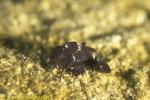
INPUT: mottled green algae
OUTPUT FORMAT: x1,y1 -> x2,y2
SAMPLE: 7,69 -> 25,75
0,0 -> 150,100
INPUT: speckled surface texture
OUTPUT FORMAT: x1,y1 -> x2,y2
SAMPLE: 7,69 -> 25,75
0,0 -> 150,100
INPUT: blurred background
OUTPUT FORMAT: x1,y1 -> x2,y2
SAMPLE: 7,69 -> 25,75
0,0 -> 150,46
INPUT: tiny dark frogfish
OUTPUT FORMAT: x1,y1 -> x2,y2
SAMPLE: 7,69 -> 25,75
49,41 -> 111,75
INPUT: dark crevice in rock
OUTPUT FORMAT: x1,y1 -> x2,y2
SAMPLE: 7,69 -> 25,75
0,35 -> 52,70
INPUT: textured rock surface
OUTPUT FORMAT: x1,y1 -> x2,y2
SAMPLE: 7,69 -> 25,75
0,0 -> 150,99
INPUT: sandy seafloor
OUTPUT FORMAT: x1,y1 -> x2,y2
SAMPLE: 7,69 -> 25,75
0,0 -> 150,100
